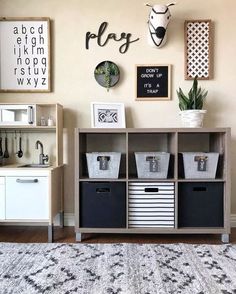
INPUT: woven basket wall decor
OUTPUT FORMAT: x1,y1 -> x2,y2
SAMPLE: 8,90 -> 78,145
184,20 -> 213,80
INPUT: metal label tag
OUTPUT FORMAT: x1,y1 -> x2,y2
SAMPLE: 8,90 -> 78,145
97,156 -> 110,170
194,156 -> 208,172
146,156 -> 159,172
150,159 -> 159,172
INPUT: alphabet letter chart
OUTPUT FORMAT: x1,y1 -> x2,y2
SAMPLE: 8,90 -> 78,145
0,18 -> 51,92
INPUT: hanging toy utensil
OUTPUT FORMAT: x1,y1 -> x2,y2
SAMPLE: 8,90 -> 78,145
0,135 -> 3,157
4,134 -> 9,158
17,132 -> 23,158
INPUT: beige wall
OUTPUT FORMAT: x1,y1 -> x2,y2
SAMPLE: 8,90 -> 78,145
0,0 -> 236,214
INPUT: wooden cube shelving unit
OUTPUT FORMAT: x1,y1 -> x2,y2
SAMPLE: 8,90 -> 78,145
74,128 -> 231,243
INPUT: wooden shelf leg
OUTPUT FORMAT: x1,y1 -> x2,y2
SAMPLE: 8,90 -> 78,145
76,233 -> 85,242
221,234 -> 229,243
48,224 -> 54,243
59,211 -> 64,228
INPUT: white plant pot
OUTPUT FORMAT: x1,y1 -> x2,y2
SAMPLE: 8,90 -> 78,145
179,110 -> 207,128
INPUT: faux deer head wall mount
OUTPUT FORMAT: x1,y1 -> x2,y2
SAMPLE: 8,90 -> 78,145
145,2 -> 176,48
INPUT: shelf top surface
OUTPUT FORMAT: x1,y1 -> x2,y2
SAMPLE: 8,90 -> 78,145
77,127 -> 230,133
0,125 -> 56,128
0,126 -> 56,131
0,102 -> 62,107
78,177 -> 225,182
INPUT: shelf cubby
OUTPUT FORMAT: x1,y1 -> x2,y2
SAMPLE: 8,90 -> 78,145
178,131 -> 226,180
78,131 -> 126,179
0,103 -> 63,166
128,132 -> 176,179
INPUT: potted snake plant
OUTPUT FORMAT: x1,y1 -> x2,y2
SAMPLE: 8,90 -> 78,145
177,76 -> 208,127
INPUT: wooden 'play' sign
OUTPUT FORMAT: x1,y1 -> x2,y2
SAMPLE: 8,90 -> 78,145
136,64 -> 171,100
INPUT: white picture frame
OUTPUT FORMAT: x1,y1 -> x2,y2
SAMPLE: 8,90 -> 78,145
91,102 -> 126,128
0,17 -> 51,92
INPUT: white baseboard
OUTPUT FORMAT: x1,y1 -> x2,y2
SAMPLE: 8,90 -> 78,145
62,214 -> 236,228
0,213 -> 74,227
1,213 -> 236,228
51,212 -> 74,226
63,213 -> 75,226
231,214 -> 236,228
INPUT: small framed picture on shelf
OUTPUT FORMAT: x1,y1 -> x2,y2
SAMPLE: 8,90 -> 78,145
91,102 -> 126,128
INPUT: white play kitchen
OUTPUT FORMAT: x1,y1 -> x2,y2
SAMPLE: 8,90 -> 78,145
0,103 -> 63,242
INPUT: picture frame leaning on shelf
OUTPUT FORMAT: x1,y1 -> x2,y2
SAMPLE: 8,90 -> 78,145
91,102 -> 126,128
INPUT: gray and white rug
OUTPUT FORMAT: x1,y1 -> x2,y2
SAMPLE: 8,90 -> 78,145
0,243 -> 236,294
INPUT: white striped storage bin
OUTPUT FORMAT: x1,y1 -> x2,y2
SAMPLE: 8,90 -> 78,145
128,182 -> 175,228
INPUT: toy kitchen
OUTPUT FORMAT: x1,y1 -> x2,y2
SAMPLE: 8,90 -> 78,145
0,103 -> 64,242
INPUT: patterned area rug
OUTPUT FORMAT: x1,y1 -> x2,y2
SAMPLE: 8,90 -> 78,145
0,243 -> 236,294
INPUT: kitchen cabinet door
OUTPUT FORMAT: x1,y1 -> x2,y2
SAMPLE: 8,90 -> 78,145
0,177 -> 5,220
5,176 -> 49,220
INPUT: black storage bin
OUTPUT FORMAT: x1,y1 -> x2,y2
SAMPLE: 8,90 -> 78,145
178,182 -> 224,227
80,182 -> 126,228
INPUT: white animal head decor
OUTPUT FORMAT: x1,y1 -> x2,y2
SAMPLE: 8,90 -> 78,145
145,2 -> 176,48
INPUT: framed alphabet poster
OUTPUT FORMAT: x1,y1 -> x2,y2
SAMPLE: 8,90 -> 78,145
136,64 -> 171,100
0,17 -> 51,92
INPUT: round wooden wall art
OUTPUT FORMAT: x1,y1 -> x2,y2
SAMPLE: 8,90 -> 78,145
94,61 -> 120,91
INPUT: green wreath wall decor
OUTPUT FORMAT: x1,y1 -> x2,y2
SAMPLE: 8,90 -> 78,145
94,61 -> 120,91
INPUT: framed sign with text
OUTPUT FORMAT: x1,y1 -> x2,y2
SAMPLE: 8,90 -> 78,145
0,17 -> 51,92
136,64 -> 171,100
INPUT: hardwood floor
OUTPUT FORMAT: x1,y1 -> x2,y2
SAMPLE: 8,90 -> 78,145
0,226 -> 236,244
